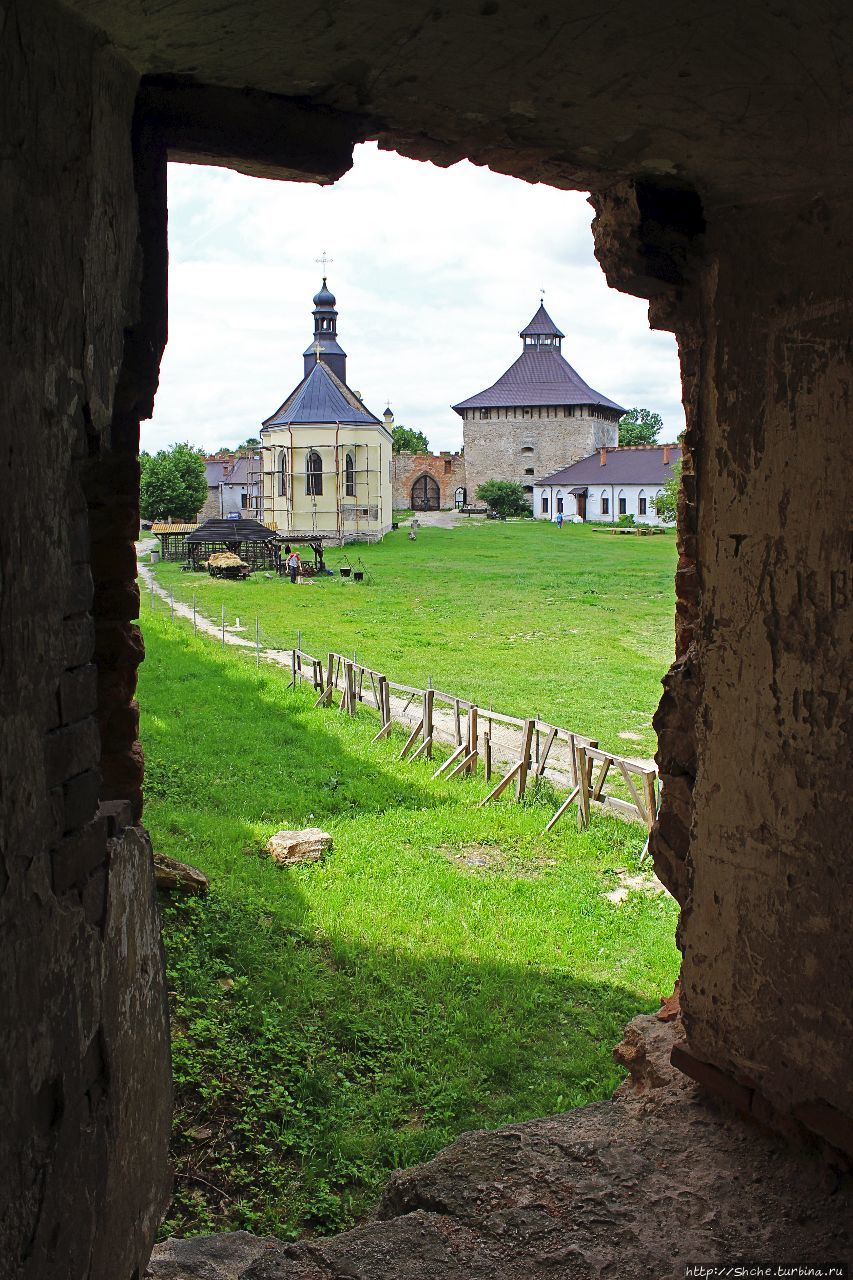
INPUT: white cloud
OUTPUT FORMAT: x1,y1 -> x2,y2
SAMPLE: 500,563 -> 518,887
146,143 -> 685,454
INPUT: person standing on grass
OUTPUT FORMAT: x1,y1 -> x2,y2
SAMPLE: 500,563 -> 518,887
556,511 -> 564,530
286,549 -> 301,584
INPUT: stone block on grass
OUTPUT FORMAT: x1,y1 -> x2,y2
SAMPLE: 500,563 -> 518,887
265,828 -> 332,866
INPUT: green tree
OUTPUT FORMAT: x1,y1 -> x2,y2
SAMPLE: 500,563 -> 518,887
240,437 -> 260,449
476,480 -> 529,518
391,425 -> 430,454
653,459 -> 681,524
140,443 -> 209,522
618,407 -> 663,447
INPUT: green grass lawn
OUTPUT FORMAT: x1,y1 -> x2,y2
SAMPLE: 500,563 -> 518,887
140,608 -> 679,1241
148,520 -> 676,758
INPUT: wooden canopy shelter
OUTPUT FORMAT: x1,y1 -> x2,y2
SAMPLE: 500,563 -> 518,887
185,518 -> 283,570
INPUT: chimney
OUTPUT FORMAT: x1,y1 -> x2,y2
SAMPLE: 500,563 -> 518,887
663,445 -> 670,465
600,447 -> 607,466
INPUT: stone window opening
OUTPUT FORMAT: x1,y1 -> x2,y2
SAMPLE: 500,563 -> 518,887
444,458 -> 452,473
521,445 -> 534,454
541,494 -> 549,514
638,491 -> 647,516
307,450 -> 323,497
345,452 -> 355,497
524,467 -> 534,475
618,492 -> 627,515
601,491 -> 610,515
479,408 -> 491,419
279,449 -> 287,497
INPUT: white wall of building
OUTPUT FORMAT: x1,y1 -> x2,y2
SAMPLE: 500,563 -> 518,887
533,481 -> 671,526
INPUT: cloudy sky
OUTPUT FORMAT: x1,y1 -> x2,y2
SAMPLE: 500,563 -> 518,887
146,143 -> 685,455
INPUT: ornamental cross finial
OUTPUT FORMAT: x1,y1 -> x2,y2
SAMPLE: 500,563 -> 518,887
539,286 -> 546,301
316,250 -> 333,275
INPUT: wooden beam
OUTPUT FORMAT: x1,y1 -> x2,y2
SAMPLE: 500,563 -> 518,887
535,726 -> 557,777
399,717 -> 425,760
516,719 -> 534,799
447,749 -> 478,780
478,759 -> 523,807
432,743 -> 467,778
409,735 -> 433,763
544,784 -> 581,832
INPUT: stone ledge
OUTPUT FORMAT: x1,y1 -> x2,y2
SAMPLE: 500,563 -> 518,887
147,1015 -> 853,1279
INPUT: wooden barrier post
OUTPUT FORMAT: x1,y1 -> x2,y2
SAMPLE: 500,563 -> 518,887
516,719 -> 534,799
453,698 -> 462,745
370,675 -> 393,743
467,705 -> 478,775
483,732 -> 492,781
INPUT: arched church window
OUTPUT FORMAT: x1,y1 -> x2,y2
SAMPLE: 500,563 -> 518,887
638,490 -> 647,516
307,450 -> 323,497
556,490 -> 564,515
279,449 -> 287,497
345,452 -> 355,497
618,491 -> 627,515
479,409 -> 491,420
601,490 -> 610,515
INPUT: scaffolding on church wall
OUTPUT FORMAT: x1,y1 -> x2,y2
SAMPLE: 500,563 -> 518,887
259,433 -> 387,543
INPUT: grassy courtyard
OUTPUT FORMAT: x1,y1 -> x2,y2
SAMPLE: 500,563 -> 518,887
147,520 -> 677,758
140,521 -> 679,1240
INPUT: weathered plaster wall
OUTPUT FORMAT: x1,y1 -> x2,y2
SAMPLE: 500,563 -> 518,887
0,2 -> 171,1275
678,201 -> 853,1138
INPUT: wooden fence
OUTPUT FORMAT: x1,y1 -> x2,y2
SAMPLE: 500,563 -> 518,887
289,647 -> 659,843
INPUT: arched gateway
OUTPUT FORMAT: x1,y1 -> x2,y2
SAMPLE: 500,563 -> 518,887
411,474 -> 440,511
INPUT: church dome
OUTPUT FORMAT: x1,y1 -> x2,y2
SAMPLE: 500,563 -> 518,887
313,278 -> 336,308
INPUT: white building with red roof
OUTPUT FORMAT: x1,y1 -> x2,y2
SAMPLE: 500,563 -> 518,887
452,303 -> 625,505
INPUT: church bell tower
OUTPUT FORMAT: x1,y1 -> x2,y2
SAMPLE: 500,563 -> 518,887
303,278 -> 347,382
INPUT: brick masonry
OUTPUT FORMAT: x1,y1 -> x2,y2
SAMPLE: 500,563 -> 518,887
392,450 -> 466,509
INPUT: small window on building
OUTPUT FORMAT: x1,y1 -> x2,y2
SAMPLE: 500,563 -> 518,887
521,445 -> 534,454
524,467 -> 534,475
523,485 -> 533,495
522,407 -> 532,418
241,492 -> 249,509
279,450 -> 287,497
556,494 -> 564,514
618,496 -> 627,515
307,450 -> 323,497
541,495 -> 549,514
444,459 -> 452,473
480,409 -> 491,420
601,495 -> 610,515
345,452 -> 355,497
638,494 -> 647,515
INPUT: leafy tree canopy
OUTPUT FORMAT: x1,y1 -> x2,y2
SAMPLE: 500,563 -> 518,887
475,480 -> 529,518
241,437 -> 260,449
618,407 -> 663,447
140,443 -> 209,522
653,459 -> 681,524
392,425 -> 430,454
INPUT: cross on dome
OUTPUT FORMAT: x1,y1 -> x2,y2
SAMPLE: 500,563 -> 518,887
315,250 -> 334,274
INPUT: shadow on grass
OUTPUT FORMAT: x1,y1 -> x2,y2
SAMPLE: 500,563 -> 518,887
141,617 -> 447,830
161,868 -> 651,1242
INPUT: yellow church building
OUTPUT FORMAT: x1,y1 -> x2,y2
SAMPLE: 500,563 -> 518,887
259,278 -> 393,543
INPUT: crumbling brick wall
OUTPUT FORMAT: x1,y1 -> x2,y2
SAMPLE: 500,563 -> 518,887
0,4 -> 171,1276
392,451 -> 466,509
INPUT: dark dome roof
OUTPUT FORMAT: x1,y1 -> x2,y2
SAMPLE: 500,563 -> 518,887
313,278 -> 336,308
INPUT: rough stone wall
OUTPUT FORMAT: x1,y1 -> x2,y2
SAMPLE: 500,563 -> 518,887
593,179 -> 853,1148
0,2 -> 171,1275
462,409 -> 618,500
392,451 -> 465,509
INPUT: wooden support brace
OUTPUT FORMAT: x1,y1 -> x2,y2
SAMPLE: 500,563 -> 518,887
576,744 -> 591,828
535,726 -> 558,777
432,743 -> 467,778
423,688 -> 434,761
543,784 -> 582,832
483,733 -> 492,781
592,757 -> 611,801
409,735 -> 433,763
617,759 -> 648,824
399,717 -> 425,759
447,749 -> 478,780
478,759 -> 523,807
